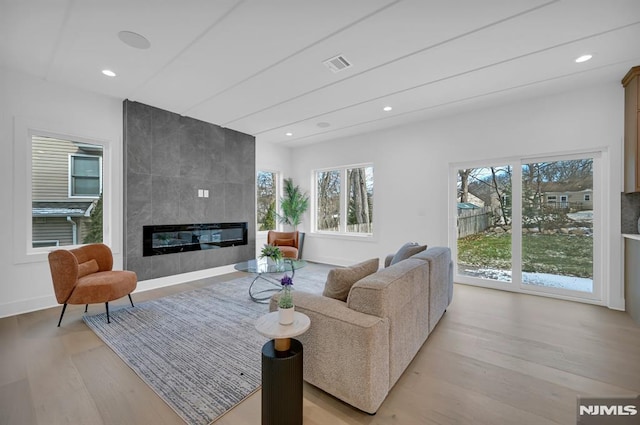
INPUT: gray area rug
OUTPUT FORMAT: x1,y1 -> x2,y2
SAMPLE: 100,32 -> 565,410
84,263 -> 329,425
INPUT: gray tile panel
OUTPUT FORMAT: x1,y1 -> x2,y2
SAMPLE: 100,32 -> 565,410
123,100 -> 255,280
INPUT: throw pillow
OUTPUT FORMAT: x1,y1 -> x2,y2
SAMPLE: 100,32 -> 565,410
390,242 -> 427,265
322,258 -> 379,302
274,238 -> 295,247
77,259 -> 100,278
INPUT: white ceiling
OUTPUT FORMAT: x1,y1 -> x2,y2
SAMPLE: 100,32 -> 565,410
2,0 -> 640,146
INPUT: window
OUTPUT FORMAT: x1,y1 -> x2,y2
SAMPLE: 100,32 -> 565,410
315,165 -> 373,235
316,170 -> 341,231
32,136 -> 103,248
257,171 -> 278,231
70,154 -> 101,197
453,153 -> 601,302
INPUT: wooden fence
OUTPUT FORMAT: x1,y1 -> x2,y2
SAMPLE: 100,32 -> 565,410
457,206 -> 493,238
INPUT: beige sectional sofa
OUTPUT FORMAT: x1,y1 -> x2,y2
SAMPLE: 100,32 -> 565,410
269,247 -> 453,414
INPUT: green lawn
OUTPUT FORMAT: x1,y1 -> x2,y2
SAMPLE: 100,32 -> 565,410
457,233 -> 593,278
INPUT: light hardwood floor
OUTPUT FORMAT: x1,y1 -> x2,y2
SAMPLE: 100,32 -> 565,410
1,272 -> 639,425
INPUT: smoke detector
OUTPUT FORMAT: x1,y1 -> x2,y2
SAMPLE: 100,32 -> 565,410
323,54 -> 352,73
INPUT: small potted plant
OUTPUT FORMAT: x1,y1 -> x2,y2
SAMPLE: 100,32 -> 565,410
260,244 -> 283,267
278,274 -> 294,325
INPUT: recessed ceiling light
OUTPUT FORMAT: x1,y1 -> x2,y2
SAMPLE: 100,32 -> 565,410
285,132 -> 293,136
575,54 -> 592,63
102,69 -> 116,77
383,106 -> 393,112
118,31 -> 151,49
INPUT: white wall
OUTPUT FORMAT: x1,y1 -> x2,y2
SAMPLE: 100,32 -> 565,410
290,82 -> 624,309
0,69 -> 123,317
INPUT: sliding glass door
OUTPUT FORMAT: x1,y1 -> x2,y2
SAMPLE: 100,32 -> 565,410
456,165 -> 513,282
453,153 -> 600,301
520,158 -> 594,294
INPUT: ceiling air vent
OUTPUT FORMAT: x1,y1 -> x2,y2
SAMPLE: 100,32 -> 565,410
323,54 -> 352,73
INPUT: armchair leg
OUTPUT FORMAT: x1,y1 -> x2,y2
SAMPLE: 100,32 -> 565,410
85,304 -> 88,313
128,294 -> 135,308
105,302 -> 110,324
57,303 -> 68,327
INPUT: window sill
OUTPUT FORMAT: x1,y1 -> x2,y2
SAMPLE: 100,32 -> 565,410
308,232 -> 377,243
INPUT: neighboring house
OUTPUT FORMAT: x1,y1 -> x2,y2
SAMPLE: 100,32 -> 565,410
535,181 -> 593,211
543,188 -> 593,210
475,182 -> 593,214
31,136 -> 102,247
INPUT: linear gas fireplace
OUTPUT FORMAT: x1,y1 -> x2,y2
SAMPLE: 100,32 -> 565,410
143,222 -> 248,257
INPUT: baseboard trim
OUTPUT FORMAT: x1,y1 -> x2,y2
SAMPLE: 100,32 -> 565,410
302,255 -> 353,267
0,264 -> 238,319
135,265 -> 237,293
0,295 -> 57,319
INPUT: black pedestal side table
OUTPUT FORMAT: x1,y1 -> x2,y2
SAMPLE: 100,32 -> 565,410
255,311 -> 311,425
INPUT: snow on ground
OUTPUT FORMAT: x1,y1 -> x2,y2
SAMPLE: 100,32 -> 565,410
567,210 -> 593,222
461,267 -> 593,293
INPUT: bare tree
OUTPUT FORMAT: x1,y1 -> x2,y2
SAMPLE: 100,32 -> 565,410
490,166 -> 512,226
348,168 -> 371,232
458,169 -> 471,202
317,170 -> 340,231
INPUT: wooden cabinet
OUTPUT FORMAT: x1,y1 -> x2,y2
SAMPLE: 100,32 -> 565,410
624,236 -> 640,324
623,66 -> 640,193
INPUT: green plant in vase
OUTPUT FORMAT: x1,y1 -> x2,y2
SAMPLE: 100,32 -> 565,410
260,244 -> 283,262
279,274 -> 294,309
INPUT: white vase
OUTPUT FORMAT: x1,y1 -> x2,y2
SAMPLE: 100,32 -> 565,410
267,257 -> 283,272
278,306 -> 295,325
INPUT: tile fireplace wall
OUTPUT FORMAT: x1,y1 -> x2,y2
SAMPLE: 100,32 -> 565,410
123,100 -> 255,280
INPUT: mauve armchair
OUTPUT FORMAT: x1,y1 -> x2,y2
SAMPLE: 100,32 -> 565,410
48,243 -> 137,326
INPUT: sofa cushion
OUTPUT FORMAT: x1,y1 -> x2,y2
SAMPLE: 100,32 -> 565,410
323,258 -> 379,302
274,238 -> 295,247
390,242 -> 427,265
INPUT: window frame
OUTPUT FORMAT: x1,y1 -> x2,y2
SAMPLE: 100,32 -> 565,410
312,163 -> 374,238
13,118 -> 115,264
449,149 -> 606,305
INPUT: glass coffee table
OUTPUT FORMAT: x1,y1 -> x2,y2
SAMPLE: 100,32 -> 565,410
234,258 -> 306,303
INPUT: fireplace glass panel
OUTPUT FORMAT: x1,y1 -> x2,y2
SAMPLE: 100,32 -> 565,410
143,222 -> 248,256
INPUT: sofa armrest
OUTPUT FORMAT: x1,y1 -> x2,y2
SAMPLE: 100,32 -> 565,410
270,291 -> 390,414
411,247 -> 453,332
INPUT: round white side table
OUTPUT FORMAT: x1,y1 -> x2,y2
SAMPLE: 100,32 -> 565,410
255,310 -> 310,351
